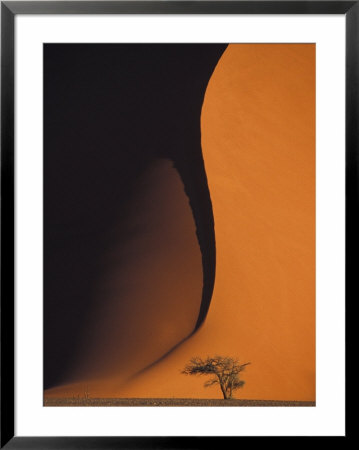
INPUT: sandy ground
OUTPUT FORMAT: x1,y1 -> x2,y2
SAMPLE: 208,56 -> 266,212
44,398 -> 315,407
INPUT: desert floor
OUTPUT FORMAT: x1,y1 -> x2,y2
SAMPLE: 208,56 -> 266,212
44,398 -> 315,407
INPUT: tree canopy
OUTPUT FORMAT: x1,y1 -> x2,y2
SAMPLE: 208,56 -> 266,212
182,355 -> 250,399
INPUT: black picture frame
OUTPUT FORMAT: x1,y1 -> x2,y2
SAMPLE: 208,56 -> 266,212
1,1 -> 353,446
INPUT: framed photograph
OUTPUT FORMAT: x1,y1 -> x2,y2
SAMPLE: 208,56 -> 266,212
1,0 -> 351,446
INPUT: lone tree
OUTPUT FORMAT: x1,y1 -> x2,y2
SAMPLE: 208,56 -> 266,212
182,356 -> 250,400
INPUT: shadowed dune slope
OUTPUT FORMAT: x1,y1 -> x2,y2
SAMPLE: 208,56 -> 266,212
45,158 -> 204,397
68,159 -> 203,384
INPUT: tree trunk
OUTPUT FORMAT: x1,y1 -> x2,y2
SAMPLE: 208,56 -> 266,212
218,379 -> 228,399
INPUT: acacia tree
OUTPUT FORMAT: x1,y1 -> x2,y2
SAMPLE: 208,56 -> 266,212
182,356 -> 250,399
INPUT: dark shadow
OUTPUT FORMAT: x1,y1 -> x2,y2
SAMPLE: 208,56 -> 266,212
44,44 -> 227,389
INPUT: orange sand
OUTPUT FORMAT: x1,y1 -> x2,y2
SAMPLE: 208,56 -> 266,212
45,44 -> 315,401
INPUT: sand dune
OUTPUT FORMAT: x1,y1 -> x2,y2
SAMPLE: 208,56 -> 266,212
45,44 -> 315,401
